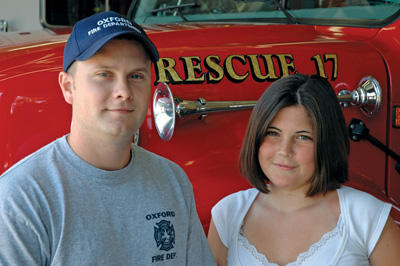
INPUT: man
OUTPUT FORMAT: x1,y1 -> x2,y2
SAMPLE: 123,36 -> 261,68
0,11 -> 216,265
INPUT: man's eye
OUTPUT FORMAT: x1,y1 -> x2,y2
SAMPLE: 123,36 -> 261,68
130,73 -> 142,79
97,72 -> 109,77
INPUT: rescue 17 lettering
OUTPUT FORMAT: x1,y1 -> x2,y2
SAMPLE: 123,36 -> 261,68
155,53 -> 338,84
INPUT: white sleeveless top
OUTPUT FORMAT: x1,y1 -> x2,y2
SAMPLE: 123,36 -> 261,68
211,186 -> 392,266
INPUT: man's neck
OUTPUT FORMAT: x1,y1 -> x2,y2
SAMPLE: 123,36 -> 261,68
67,132 -> 132,171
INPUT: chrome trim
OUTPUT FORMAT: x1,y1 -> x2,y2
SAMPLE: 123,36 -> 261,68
134,129 -> 139,145
39,0 -> 47,29
153,76 -> 383,141
153,83 -> 176,142
153,82 -> 256,141
337,76 -> 382,117
0,19 -> 8,32
174,97 -> 257,118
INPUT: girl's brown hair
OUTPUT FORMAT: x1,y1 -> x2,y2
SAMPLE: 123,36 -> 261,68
239,74 -> 349,196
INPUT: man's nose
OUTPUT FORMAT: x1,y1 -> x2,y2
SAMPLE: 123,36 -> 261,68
114,78 -> 133,100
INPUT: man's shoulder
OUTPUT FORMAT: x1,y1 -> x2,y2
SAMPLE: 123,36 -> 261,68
0,137 -> 63,183
131,145 -> 192,191
132,144 -> 183,171
0,137 -> 66,214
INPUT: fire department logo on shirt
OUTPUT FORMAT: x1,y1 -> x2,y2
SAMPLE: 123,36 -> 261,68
154,220 -> 175,251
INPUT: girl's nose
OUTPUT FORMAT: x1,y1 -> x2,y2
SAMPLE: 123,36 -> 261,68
277,138 -> 294,157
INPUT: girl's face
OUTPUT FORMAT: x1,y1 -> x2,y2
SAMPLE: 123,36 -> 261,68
258,105 -> 316,192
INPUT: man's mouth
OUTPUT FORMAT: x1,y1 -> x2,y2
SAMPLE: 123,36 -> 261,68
106,107 -> 135,113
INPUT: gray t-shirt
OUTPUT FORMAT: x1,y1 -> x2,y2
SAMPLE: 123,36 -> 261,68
0,135 -> 216,266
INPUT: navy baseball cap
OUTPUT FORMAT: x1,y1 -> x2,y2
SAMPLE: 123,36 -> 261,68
63,11 -> 159,71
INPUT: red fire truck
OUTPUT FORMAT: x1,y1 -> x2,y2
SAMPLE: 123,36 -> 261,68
0,0 -> 399,232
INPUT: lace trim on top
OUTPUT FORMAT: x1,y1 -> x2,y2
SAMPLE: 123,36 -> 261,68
238,215 -> 343,266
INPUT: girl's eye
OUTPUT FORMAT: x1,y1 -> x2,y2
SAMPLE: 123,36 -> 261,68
265,131 -> 279,137
297,135 -> 313,141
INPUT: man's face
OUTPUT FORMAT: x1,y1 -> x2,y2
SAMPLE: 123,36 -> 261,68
67,39 -> 152,140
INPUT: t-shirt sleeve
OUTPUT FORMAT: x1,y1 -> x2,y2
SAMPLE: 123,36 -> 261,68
0,180 -> 50,265
185,182 -> 217,266
343,187 -> 392,256
0,212 -> 44,265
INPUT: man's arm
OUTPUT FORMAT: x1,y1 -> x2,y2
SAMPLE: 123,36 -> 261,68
0,208 -> 48,265
185,192 -> 217,266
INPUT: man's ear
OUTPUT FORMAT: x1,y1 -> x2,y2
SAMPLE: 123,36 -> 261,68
59,71 -> 74,104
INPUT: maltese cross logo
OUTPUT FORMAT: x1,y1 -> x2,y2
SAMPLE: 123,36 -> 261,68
154,220 -> 175,251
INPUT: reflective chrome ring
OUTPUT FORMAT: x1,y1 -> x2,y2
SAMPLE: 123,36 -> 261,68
152,82 -> 176,142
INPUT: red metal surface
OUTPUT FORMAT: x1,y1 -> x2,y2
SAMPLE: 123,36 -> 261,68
0,21 -> 399,230
367,19 -> 400,223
